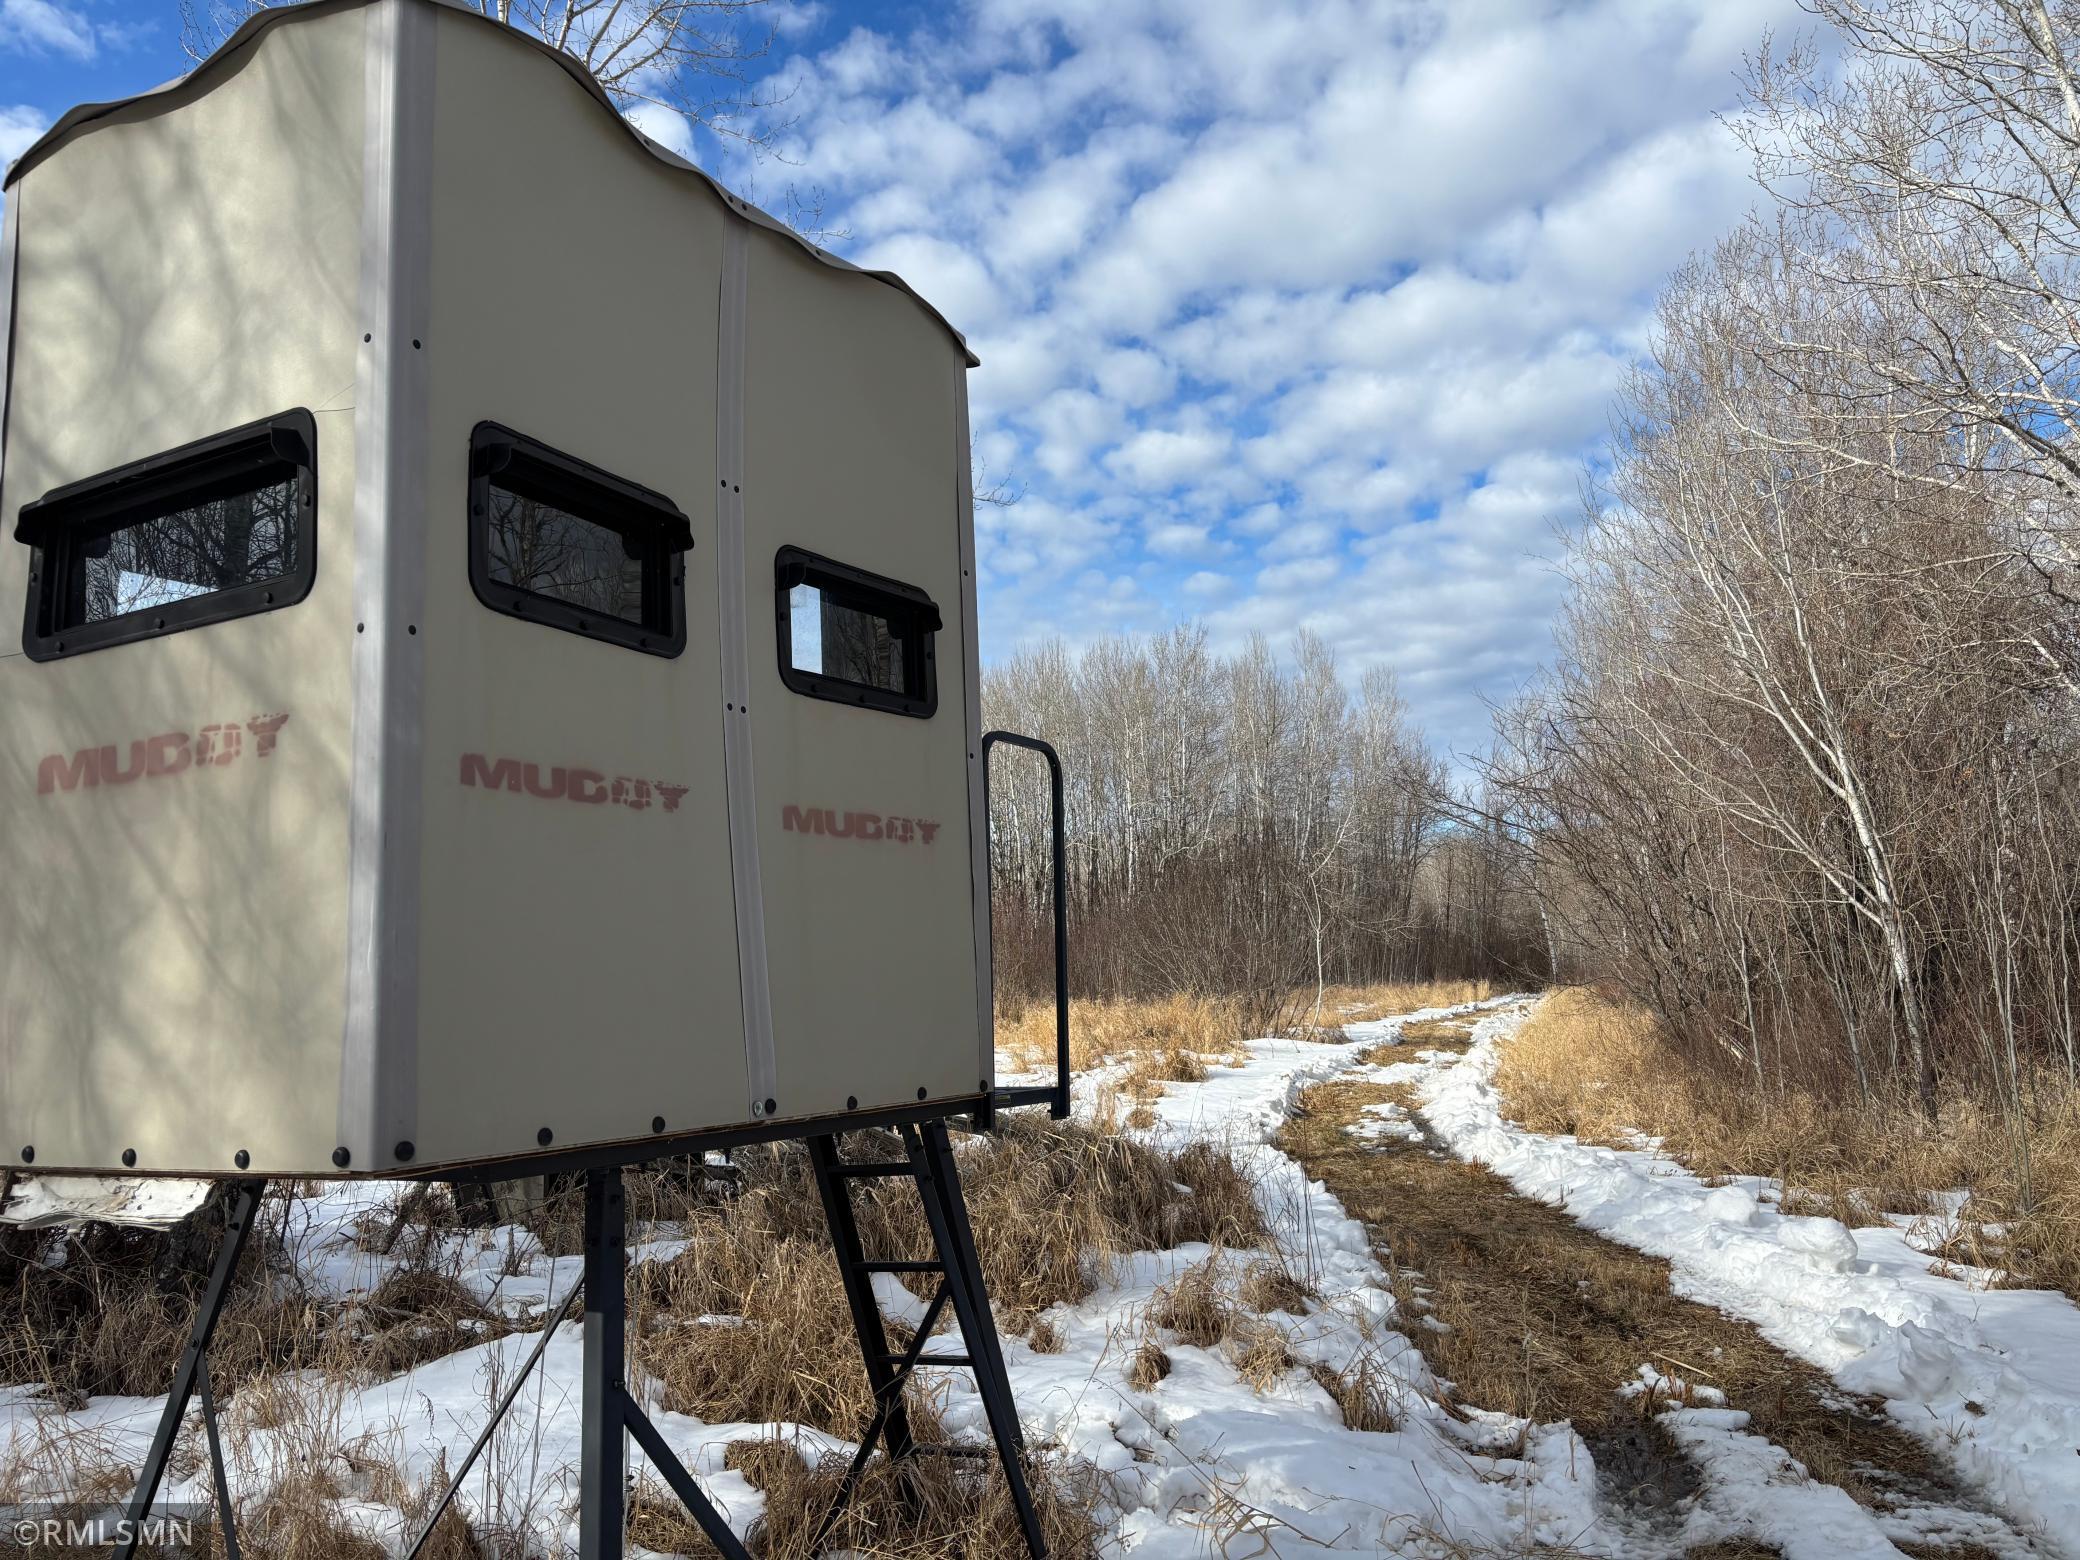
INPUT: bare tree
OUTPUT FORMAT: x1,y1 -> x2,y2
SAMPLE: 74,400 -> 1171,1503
182,0 -> 783,152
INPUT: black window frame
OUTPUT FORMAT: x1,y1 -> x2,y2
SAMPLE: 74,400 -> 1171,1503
468,421 -> 693,659
16,409 -> 319,663
775,545 -> 941,719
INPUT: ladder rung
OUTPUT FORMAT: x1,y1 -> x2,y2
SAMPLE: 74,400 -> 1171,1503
880,1352 -> 973,1368
910,1444 -> 990,1458
858,1260 -> 941,1274
828,1162 -> 915,1179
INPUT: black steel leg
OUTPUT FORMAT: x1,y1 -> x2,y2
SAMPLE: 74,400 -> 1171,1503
921,1123 -> 1024,1451
578,1165 -> 750,1560
909,1123 -> 1046,1557
579,1168 -> 627,1560
113,1180 -> 265,1560
808,1135 -> 918,1460
197,1360 -> 241,1560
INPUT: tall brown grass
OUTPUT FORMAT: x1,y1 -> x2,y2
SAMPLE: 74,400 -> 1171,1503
1499,989 -> 2080,1299
636,1118 -> 1266,1431
997,992 -> 1253,1074
998,984 -> 1500,1076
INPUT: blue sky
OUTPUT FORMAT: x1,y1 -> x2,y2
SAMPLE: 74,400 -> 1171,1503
1,0 -> 1801,759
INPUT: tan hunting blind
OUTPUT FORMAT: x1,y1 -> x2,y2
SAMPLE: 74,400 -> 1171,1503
0,4 -> 1072,1554
0,0 -> 1087,1183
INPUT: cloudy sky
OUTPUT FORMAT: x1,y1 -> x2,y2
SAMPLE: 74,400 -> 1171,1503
1,0 -> 1802,757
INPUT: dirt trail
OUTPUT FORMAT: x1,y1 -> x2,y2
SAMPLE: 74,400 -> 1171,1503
1278,1015 -> 2039,1560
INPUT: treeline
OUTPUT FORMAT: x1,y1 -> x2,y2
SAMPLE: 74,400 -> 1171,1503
982,627 -> 1543,1027
1489,0 -> 2080,1135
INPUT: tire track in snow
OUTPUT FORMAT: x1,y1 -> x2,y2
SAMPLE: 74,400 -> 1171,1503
1295,997 -> 2052,1560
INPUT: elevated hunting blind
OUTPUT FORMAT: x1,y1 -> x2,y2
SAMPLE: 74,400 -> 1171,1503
0,0 -> 1073,1182
0,4 -> 1072,1554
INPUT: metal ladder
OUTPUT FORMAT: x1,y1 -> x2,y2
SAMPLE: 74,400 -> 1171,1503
808,1119 -> 1047,1557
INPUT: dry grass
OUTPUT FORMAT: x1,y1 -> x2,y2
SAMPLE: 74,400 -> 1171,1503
1311,980 -> 1497,1027
636,1118 -> 1265,1434
998,992 -> 1253,1075
1498,989 -> 2080,1299
1126,1339 -> 1171,1390
1280,1076 -> 2019,1542
631,1429 -> 1104,1559
1308,1353 -> 1400,1434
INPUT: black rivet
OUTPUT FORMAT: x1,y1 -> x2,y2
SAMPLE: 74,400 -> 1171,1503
412,339 -> 422,349
651,1116 -> 666,1133
733,484 -> 740,493
917,1087 -> 928,1101
121,1148 -> 137,1168
154,618 -> 164,630
234,1149 -> 250,1169
980,1079 -> 990,1092
394,1140 -> 415,1162
537,1127 -> 553,1146
407,624 -> 417,635
363,332 -> 373,342
847,1096 -> 858,1111
763,1097 -> 777,1115
357,622 -> 365,632
264,592 -> 274,604
19,1146 -> 32,1163
332,1146 -> 351,1168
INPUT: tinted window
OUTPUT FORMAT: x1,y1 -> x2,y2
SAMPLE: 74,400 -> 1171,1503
776,547 -> 940,718
78,478 -> 300,624
486,485 -> 649,627
467,423 -> 693,658
16,410 -> 318,662
788,582 -> 916,693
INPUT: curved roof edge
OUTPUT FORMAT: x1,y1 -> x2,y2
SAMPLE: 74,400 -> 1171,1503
2,0 -> 979,368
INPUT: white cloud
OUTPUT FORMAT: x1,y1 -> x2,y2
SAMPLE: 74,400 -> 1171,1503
0,0 -> 95,60
0,103 -> 47,166
625,103 -> 694,160
720,0 -> 1792,752
1145,521 -> 1217,559
1107,426 -> 1228,490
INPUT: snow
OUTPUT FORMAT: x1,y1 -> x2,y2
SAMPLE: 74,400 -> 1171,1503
1422,998 -> 2080,1557
5,989 -> 2071,1557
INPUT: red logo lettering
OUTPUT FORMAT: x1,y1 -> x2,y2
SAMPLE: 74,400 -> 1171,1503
246,713 -> 289,756
461,754 -> 523,791
781,804 -> 942,846
34,713 -> 293,800
458,750 -> 684,817
37,749 -> 97,795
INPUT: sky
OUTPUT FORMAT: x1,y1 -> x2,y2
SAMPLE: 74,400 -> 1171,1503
0,0 -> 1805,760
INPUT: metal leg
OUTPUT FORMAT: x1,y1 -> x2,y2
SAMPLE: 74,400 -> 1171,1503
579,1167 -> 627,1560
909,1123 -> 1046,1557
579,1165 -> 750,1560
114,1180 -> 265,1560
808,1135 -> 918,1460
198,1360 -> 241,1560
921,1122 -> 1023,1450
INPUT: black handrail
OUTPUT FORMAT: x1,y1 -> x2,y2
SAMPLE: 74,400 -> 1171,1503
981,730 -> 1070,1121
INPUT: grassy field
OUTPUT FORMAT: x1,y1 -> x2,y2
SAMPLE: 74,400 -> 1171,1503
1496,989 -> 2080,1303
